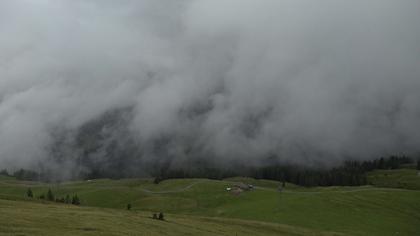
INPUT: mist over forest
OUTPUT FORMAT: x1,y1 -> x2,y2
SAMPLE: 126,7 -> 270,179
1,0 -> 420,180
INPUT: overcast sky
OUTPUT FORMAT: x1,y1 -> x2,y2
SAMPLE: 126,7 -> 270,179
1,0 -> 420,170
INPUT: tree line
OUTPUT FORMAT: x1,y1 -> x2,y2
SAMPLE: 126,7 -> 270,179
1,155 -> 418,187
26,188 -> 81,205
250,156 -> 414,187
154,156 -> 416,187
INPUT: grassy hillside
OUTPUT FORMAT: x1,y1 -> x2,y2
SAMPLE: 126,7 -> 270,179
0,199 -> 335,236
0,174 -> 419,235
367,168 -> 420,190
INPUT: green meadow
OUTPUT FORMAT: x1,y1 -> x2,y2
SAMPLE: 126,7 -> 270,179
0,169 -> 419,235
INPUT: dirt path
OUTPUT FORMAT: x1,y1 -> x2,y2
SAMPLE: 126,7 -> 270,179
140,181 -> 203,194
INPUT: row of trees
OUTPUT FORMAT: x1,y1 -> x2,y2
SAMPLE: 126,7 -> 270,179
152,212 -> 165,221
154,156 -> 417,187
2,155 -> 418,187
153,167 -> 238,184
252,163 -> 367,187
251,156 -> 414,187
26,188 -> 81,205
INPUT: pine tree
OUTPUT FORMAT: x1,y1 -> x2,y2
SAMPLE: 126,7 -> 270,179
26,188 -> 33,198
127,203 -> 131,210
154,177 -> 162,184
72,194 -> 80,205
47,189 -> 54,201
158,212 -> 164,220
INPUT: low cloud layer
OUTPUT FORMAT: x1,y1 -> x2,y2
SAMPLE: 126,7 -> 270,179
1,0 -> 420,173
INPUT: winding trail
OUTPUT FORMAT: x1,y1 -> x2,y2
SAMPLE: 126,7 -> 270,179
139,181 -> 203,194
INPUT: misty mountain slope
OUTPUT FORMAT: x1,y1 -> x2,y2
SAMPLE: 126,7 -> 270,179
1,1 -> 420,175
45,105 -> 236,179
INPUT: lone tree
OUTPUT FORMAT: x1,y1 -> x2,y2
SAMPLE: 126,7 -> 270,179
47,189 -> 54,201
153,177 -> 162,184
158,212 -> 164,221
26,188 -> 33,198
152,213 -> 158,219
127,203 -> 132,210
72,194 -> 81,205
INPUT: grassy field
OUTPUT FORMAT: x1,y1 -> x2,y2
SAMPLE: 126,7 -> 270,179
0,171 -> 419,236
367,168 -> 420,190
0,199 -> 336,236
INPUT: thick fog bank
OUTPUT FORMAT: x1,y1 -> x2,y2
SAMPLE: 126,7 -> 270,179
0,0 -> 420,177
